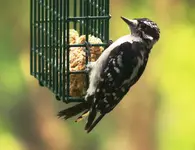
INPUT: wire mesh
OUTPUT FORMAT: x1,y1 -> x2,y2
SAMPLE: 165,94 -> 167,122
30,0 -> 110,103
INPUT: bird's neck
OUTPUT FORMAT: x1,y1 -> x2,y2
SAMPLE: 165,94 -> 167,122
130,34 -> 142,43
132,34 -> 154,50
144,39 -> 154,51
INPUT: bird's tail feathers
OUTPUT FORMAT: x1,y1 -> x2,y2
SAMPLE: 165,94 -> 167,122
84,105 -> 106,133
86,114 -> 105,133
85,107 -> 97,131
57,102 -> 89,120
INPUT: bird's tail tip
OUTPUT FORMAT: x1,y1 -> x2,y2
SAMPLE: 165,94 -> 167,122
57,102 -> 89,120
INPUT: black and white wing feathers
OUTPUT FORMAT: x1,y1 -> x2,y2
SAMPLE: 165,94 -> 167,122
85,41 -> 148,132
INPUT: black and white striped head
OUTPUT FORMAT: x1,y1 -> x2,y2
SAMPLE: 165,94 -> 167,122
121,16 -> 160,44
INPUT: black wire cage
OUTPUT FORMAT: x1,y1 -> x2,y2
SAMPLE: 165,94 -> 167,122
30,0 -> 111,103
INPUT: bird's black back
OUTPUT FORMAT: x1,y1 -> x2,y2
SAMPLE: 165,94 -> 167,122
91,41 -> 149,114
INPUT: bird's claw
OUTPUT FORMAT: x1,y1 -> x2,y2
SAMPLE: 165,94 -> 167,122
105,40 -> 113,49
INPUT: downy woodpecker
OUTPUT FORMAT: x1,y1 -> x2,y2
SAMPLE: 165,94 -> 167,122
58,16 -> 160,133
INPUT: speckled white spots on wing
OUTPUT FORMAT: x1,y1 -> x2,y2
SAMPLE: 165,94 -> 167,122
114,96 -> 118,100
106,104 -> 110,108
109,77 -> 113,81
114,67 -> 120,73
107,73 -> 112,78
117,55 -> 123,67
121,87 -> 126,92
106,93 -> 111,96
100,78 -> 104,81
112,93 -> 116,96
112,59 -> 116,66
103,98 -> 108,103
104,67 -> 109,73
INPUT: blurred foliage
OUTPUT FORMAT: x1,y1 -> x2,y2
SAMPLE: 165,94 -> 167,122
0,0 -> 195,150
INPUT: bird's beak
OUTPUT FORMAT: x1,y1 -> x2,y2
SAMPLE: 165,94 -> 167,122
121,16 -> 138,28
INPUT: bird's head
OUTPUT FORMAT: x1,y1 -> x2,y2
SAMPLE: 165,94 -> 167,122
121,16 -> 160,45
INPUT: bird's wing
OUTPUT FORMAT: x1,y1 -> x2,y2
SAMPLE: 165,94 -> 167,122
95,42 -> 141,110
85,42 -> 144,132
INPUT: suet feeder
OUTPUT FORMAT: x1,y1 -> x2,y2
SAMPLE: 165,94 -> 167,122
30,0 -> 111,103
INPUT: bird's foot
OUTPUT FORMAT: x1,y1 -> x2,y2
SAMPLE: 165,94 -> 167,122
105,40 -> 113,49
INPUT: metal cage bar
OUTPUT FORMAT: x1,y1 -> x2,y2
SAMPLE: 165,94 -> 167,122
30,0 -> 110,103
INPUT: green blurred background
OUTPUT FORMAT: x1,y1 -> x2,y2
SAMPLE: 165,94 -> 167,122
1,0 -> 195,150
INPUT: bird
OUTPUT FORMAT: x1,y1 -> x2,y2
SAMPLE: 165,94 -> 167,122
58,16 -> 160,133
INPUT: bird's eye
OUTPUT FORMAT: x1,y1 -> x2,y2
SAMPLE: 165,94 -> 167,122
141,23 -> 147,29
138,23 -> 147,30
